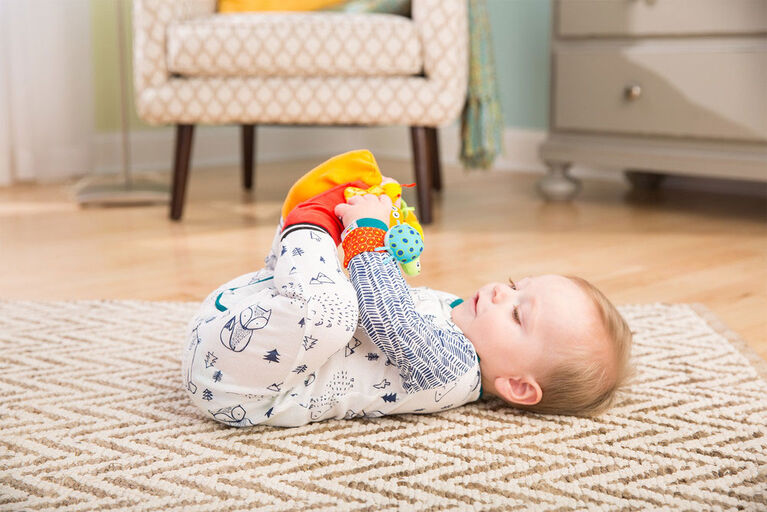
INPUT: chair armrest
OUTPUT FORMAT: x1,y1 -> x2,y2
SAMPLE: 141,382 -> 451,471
133,0 -> 215,92
412,0 -> 468,84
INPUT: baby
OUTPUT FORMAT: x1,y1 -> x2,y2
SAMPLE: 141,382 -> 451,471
182,160 -> 633,427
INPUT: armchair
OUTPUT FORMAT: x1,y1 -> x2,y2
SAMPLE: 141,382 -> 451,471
133,0 -> 469,222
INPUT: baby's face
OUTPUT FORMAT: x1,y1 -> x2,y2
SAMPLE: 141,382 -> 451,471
451,274 -> 605,400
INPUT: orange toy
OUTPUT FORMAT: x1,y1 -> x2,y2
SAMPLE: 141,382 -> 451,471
281,149 -> 382,221
282,149 -> 425,276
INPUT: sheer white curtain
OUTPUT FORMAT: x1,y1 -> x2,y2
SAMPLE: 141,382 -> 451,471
0,0 -> 94,186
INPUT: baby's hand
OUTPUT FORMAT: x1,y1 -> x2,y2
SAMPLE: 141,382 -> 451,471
334,193 -> 392,228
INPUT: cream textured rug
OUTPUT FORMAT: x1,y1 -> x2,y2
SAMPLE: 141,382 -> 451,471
1,300 -> 765,511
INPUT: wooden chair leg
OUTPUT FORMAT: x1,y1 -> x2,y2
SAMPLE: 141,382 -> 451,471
242,124 -> 256,190
410,126 -> 433,225
426,127 -> 442,192
170,124 -> 195,221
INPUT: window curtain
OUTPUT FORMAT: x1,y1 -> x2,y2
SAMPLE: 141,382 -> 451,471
0,0 -> 94,186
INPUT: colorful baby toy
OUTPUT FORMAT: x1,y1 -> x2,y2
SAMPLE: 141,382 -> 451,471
280,149 -> 425,276
382,221 -> 424,276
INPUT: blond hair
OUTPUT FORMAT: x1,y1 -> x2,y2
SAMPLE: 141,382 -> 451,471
512,275 -> 635,417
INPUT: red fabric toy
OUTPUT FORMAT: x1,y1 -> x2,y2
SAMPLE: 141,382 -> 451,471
282,180 -> 367,245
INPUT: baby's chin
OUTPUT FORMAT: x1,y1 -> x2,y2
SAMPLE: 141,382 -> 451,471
449,301 -> 470,330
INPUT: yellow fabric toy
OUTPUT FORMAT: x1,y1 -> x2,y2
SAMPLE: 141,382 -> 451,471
282,149 -> 425,276
218,0 -> 345,13
281,149 -> 383,221
281,149 -> 422,239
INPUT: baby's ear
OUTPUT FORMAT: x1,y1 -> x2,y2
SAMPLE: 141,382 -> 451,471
494,376 -> 542,406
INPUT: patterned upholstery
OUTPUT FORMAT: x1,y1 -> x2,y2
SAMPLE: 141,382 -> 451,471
167,13 -> 422,78
133,0 -> 468,127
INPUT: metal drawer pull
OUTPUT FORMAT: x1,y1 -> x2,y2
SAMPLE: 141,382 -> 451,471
624,84 -> 642,100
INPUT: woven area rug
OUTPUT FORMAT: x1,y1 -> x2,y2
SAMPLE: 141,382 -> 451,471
1,300 -> 765,511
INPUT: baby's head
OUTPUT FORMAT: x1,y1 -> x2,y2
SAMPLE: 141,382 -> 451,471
451,274 -> 633,416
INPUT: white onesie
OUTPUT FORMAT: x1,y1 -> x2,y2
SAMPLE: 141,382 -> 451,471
182,224 -> 482,427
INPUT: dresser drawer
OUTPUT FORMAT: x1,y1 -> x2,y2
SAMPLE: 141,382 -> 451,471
553,42 -> 767,142
557,0 -> 767,38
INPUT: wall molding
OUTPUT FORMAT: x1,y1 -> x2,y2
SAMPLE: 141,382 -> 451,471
93,124 -> 554,175
93,126 -> 765,196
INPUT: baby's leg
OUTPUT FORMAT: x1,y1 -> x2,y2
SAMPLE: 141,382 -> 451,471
262,219 -> 284,272
268,228 -> 357,386
183,227 -> 357,425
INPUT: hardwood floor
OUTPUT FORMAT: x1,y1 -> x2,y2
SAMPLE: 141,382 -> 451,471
1,159 -> 765,360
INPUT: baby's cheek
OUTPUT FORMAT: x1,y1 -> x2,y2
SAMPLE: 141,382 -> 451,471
486,319 -> 516,353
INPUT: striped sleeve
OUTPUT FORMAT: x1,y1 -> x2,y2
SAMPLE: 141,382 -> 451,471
348,251 -> 477,393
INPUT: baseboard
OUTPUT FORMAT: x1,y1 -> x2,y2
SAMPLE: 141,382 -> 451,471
92,126 -> 766,197
92,124 -> 551,175
93,125 -> 371,174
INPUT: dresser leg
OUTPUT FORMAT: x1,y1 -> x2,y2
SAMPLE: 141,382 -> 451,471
537,162 -> 580,200
625,170 -> 666,190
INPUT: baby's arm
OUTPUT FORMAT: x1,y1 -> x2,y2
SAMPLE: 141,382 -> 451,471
336,195 -> 476,393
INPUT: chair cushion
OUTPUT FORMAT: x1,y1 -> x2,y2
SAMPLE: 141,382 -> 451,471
167,12 -> 423,78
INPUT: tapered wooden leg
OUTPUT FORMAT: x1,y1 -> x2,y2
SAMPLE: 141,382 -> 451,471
242,124 -> 256,190
426,127 -> 442,192
410,126 -> 433,224
170,124 -> 195,221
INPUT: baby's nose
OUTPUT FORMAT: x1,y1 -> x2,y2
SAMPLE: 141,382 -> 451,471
492,284 -> 508,303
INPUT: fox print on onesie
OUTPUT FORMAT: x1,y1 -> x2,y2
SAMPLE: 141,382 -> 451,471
183,224 -> 361,426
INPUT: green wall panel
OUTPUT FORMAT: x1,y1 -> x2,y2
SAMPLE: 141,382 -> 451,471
91,0 -> 153,132
487,0 -> 552,130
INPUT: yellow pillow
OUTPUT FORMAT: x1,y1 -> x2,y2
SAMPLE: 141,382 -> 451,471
218,0 -> 346,12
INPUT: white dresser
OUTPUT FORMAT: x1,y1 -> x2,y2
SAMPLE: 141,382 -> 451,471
538,0 -> 767,199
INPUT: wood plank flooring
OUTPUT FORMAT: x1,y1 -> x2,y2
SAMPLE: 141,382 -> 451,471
1,159 -> 765,360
